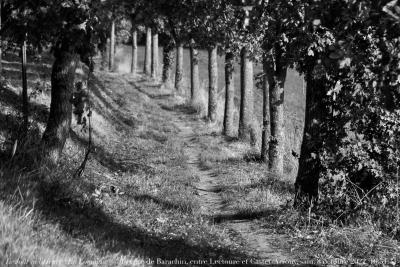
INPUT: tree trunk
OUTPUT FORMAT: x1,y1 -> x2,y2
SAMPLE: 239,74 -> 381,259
144,27 -> 152,75
190,44 -> 200,103
261,57 -> 270,162
295,71 -> 323,203
238,47 -> 255,142
268,53 -> 287,175
0,0 -> 2,75
42,50 -> 78,163
162,40 -> 174,86
224,52 -> 235,137
175,42 -> 184,94
21,38 -> 28,134
99,37 -> 108,71
131,28 -> 137,74
109,20 -> 115,72
151,32 -> 159,79
208,45 -> 218,122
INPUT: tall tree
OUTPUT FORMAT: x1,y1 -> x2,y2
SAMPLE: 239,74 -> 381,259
151,30 -> 159,79
43,47 -> 79,162
0,0 -> 2,75
295,1 -> 400,207
175,42 -> 184,94
144,27 -> 152,75
131,26 -> 137,74
21,34 -> 28,134
109,19 -> 115,71
7,1 -> 97,162
221,1 -> 260,139
21,35 -> 29,134
162,37 -> 174,86
238,46 -> 255,142
115,0 -> 143,75
208,45 -> 218,122
256,0 -> 307,174
265,47 -> 286,172
190,40 -> 200,104
261,56 -> 270,162
223,51 -> 236,137
191,0 -> 232,122
218,2 -> 242,138
160,0 -> 196,96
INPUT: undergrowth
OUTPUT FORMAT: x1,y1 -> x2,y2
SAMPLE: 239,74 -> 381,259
194,113 -> 400,263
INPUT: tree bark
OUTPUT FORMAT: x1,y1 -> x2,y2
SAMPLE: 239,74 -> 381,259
224,52 -> 235,137
175,42 -> 184,94
151,32 -> 159,79
208,45 -> 218,122
295,71 -> 323,202
42,49 -> 78,163
109,20 -> 115,72
261,56 -> 270,162
144,27 -> 152,75
162,40 -> 174,86
131,28 -> 137,74
238,47 -> 255,142
99,35 -> 108,70
0,0 -> 2,75
190,43 -> 200,103
21,38 -> 28,134
267,50 -> 287,175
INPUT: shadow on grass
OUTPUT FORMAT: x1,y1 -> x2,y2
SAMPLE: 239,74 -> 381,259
0,85 -> 49,124
220,175 -> 294,197
224,136 -> 240,143
35,176 -> 248,262
69,130 -> 153,174
130,193 -> 192,213
0,113 -> 22,162
128,80 -> 174,100
89,77 -> 139,129
160,103 -> 199,115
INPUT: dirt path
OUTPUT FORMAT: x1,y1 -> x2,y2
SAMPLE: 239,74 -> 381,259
169,113 -> 295,263
120,74 -> 303,264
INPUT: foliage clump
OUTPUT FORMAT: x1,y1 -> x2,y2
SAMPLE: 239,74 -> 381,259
299,1 -> 400,237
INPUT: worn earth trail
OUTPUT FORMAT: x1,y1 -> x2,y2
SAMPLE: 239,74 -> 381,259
167,109 -> 295,264
121,73 -> 308,265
